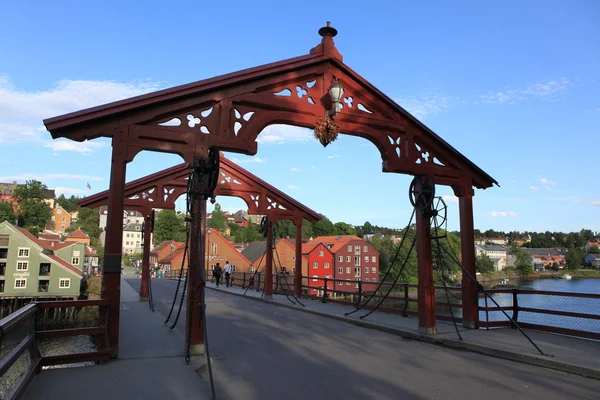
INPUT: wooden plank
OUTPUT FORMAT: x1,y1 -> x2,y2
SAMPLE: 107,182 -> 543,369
40,350 -> 112,367
36,327 -> 104,340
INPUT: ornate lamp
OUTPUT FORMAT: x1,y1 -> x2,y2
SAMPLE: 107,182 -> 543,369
328,80 -> 344,117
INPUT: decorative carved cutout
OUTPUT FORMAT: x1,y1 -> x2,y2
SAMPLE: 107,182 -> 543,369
250,194 -> 260,208
159,118 -> 181,126
128,187 -> 155,202
357,104 -> 373,114
219,171 -> 242,185
200,126 -> 211,134
414,143 -> 445,167
266,196 -> 288,211
201,107 -> 213,118
163,187 -> 175,201
187,114 -> 201,128
387,135 -> 401,158
343,96 -> 354,108
233,108 -> 254,136
272,80 -> 318,106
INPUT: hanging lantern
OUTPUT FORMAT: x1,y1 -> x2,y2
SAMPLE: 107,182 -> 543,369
329,80 -> 344,116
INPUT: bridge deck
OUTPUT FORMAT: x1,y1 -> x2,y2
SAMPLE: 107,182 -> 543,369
23,267 -> 600,400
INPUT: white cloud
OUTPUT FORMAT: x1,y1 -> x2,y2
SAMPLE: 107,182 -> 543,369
290,167 -> 302,172
485,211 -> 518,217
327,154 -> 340,159
54,187 -> 86,196
257,124 -> 313,144
311,165 -> 317,170
480,78 -> 570,104
442,194 -> 458,204
572,200 -> 581,204
511,180 -> 517,183
287,185 -> 302,190
540,177 -> 556,186
0,173 -> 103,183
591,201 -> 600,207
229,157 -> 265,165
529,186 -> 540,190
512,197 -> 521,201
0,76 -> 162,152
395,92 -> 457,121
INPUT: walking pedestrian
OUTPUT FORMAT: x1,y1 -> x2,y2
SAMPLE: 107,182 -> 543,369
213,263 -> 223,287
224,261 -> 232,287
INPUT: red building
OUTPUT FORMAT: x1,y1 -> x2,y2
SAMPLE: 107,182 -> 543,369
301,242 -> 334,296
312,235 -> 380,294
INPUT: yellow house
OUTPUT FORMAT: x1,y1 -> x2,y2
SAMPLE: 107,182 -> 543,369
47,205 -> 71,233
65,229 -> 91,246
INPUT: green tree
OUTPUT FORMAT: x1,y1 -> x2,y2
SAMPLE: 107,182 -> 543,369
56,194 -> 81,213
588,246 -> 600,254
154,210 -> 187,243
75,207 -> 102,238
363,221 -> 374,234
312,216 -> 336,237
14,180 -> 52,235
515,251 -> 533,276
274,219 -> 296,239
0,202 -> 16,224
334,222 -> 356,236
208,204 -> 228,231
476,253 -> 494,274
565,247 -> 584,271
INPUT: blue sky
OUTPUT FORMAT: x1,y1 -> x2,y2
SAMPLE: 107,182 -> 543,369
0,1 -> 599,233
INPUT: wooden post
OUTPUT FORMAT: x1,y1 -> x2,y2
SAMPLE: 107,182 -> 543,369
459,190 -> 478,329
264,219 -> 274,298
139,210 -> 151,301
187,168 -> 206,354
416,206 -> 437,335
294,219 -> 303,296
102,136 -> 128,358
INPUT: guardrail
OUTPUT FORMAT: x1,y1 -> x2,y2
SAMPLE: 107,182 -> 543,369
478,288 -> 600,340
0,299 -> 110,400
157,269 -> 600,341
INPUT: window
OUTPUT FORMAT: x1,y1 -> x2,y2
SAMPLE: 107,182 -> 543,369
338,281 -> 344,287
372,256 -> 376,262
364,267 -> 369,273
354,267 -> 361,277
126,241 -> 129,245
0,249 -> 7,259
61,224 -> 65,229
211,243 -> 217,254
346,256 -> 351,262
372,267 -> 376,273
38,280 -> 49,292
15,279 -> 26,289
347,245 -> 352,252
313,262 -> 318,269
0,280 -> 4,292
337,267 -> 343,274
127,233 -> 130,238
364,256 -> 369,262
0,262 -> 5,276
61,217 -> 66,222
17,261 -> 28,271
324,262 -> 330,269
354,256 -> 361,266
231,265 -> 236,272
59,278 -> 70,288
312,275 -> 318,282
250,267 -> 255,273
136,242 -> 140,247
57,209 -> 62,214
18,248 -> 30,257
73,250 -> 80,257
365,278 -> 369,282
345,267 -> 350,274
363,246 -> 368,252
39,263 -> 51,276
346,281 -> 350,286
318,250 -> 324,256
72,257 -> 80,265
354,245 -> 360,255
338,256 -> 342,262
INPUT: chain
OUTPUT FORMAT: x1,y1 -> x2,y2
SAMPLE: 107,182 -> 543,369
148,266 -> 155,312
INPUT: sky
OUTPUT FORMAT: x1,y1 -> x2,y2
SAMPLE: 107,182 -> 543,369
0,1 -> 599,233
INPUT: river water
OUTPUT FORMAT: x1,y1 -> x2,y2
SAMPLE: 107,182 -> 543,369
506,277 -> 600,294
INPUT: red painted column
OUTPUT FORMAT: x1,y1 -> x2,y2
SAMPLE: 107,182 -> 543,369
187,182 -> 206,354
459,190 -> 479,329
139,210 -> 151,301
264,219 -> 274,298
294,219 -> 302,296
416,207 -> 437,334
103,137 -> 128,358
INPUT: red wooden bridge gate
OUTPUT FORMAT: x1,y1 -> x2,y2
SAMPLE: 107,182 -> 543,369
43,23 -> 497,357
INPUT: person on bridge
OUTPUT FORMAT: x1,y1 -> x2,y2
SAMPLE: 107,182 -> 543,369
213,263 -> 223,287
224,261 -> 232,287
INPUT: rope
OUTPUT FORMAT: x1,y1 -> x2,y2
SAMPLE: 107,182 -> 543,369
148,265 -> 155,312
438,243 -> 550,356
345,209 -> 416,316
273,242 -> 305,307
358,235 -> 416,320
243,251 -> 266,296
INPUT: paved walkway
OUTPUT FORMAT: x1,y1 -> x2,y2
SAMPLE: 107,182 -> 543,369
206,281 -> 600,380
24,268 -> 211,400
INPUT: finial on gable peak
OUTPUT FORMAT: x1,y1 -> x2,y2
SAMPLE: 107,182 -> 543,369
318,21 -> 338,38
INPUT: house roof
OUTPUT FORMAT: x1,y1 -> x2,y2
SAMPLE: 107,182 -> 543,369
38,232 -> 61,241
151,240 -> 183,255
68,229 -> 89,239
124,223 -> 143,232
44,26 -> 496,191
15,227 -> 82,276
159,247 -> 186,264
209,229 -> 252,265
475,245 -> 507,252
312,235 -> 362,253
241,241 -> 267,263
521,248 -> 564,256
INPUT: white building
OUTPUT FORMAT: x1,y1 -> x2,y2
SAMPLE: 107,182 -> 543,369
122,223 -> 143,255
98,206 -> 146,246
475,245 -> 509,271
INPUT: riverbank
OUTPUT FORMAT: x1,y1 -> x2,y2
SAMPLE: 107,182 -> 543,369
480,269 -> 600,282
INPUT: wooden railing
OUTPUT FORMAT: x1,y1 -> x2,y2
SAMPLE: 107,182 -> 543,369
0,299 -> 110,399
